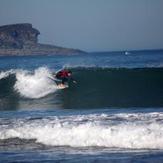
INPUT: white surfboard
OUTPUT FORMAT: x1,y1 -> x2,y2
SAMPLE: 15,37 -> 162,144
48,76 -> 68,89
57,84 -> 69,89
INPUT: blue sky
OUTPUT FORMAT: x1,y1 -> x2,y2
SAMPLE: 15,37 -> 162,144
0,0 -> 163,52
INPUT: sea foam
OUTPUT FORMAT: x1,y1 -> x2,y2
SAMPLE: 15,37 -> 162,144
14,67 -> 58,98
0,112 -> 163,149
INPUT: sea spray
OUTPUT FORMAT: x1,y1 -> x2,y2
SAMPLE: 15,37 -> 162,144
0,69 -> 16,80
14,67 -> 57,98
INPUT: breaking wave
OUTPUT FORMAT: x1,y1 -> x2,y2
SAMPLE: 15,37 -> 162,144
14,67 -> 58,98
0,66 -> 163,107
0,112 -> 163,149
0,67 -> 58,99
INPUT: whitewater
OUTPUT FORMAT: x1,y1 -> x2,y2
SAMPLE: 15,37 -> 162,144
0,112 -> 163,149
0,67 -> 59,98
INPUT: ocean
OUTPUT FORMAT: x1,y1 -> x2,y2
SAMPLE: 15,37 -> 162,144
0,50 -> 163,162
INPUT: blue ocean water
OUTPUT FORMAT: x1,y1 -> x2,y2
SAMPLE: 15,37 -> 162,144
0,50 -> 163,162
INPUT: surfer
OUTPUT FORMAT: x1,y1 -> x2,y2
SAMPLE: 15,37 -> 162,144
55,69 -> 77,86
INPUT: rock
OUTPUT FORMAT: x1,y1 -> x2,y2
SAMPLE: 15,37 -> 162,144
0,23 -> 85,56
0,23 -> 39,49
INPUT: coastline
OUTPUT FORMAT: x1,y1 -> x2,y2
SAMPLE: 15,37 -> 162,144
0,43 -> 85,56
0,23 -> 85,56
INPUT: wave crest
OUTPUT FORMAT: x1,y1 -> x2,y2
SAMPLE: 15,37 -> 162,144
14,67 -> 57,98
0,67 -> 58,99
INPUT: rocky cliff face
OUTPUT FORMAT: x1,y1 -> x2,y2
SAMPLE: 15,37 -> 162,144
0,23 -> 84,55
0,23 -> 40,49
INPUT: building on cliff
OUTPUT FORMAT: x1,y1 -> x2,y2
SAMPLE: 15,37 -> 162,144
0,23 -> 84,55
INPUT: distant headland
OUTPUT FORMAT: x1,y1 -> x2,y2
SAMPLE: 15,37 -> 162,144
0,23 -> 85,56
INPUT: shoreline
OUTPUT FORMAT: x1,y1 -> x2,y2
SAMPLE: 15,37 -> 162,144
0,44 -> 85,56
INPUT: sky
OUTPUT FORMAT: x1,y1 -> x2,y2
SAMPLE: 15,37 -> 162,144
0,0 -> 163,52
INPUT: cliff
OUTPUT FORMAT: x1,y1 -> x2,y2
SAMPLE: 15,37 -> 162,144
0,23 -> 84,56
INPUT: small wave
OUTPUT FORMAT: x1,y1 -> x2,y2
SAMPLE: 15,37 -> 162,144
0,112 -> 163,149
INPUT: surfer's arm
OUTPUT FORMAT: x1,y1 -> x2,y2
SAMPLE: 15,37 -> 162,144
73,80 -> 77,84
70,77 -> 77,84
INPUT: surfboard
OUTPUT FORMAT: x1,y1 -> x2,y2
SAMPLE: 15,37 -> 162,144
57,83 -> 69,89
48,76 -> 68,89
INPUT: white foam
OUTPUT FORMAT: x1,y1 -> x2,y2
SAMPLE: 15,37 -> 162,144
0,112 -> 163,149
0,69 -> 16,80
14,67 -> 58,98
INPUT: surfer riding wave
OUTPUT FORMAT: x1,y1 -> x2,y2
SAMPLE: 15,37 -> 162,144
55,69 -> 77,87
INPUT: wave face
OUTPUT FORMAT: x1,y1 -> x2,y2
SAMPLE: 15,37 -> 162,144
0,67 -> 163,109
0,112 -> 163,149
64,67 -> 163,108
